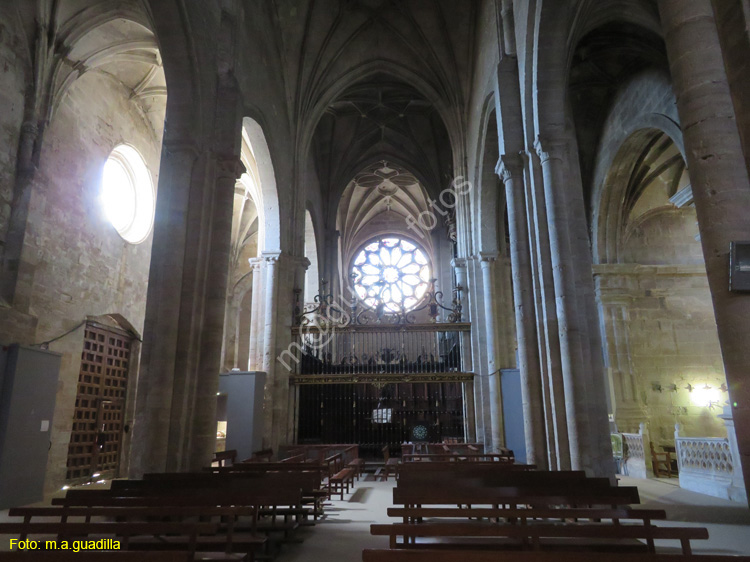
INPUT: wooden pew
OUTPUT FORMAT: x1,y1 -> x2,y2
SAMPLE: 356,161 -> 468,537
0,522 -> 219,557
396,461 -> 537,474
387,506 -> 667,525
342,445 -> 366,480
369,521 -> 708,553
280,453 -> 307,463
53,487 -> 305,537
385,506 -> 670,550
245,448 -> 274,462
396,470 -> 616,491
362,551 -> 750,562
402,453 -> 516,463
0,552 -> 192,562
204,464 -> 329,516
327,451 -> 356,500
392,485 -> 641,508
383,445 -> 400,481
211,449 -> 237,467
5,506 -> 266,555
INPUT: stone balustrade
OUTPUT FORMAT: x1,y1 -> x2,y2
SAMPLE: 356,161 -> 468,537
675,416 -> 747,503
620,422 -> 648,478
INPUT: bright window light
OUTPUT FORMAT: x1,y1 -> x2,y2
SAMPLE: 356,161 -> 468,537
101,145 -> 155,244
690,384 -> 721,408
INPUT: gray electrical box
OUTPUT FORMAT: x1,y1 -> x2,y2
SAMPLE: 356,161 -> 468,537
0,345 -> 61,509
217,371 -> 266,461
730,242 -> 750,292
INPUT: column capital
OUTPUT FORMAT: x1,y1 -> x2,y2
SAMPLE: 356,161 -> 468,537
451,257 -> 467,269
293,256 -> 311,272
533,136 -> 567,164
248,257 -> 264,271
20,121 -> 39,137
163,139 -> 201,159
261,250 -> 282,265
478,251 -> 499,267
495,154 -> 524,183
216,156 -> 246,182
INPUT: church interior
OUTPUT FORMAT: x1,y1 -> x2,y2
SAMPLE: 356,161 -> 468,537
1,0 -> 750,560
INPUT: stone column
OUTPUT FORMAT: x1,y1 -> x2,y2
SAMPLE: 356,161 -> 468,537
452,257 -> 476,442
261,251 -> 281,447
534,138 -> 596,473
480,252 -> 504,450
324,229 -> 341,299
523,149 -> 570,470
498,154 -> 547,467
248,257 -> 264,370
130,143 -> 200,476
287,257 -> 310,441
659,0 -> 750,499
187,155 -> 245,470
1,121 -> 40,307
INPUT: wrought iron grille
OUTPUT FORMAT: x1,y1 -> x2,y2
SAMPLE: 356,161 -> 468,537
290,281 -> 472,458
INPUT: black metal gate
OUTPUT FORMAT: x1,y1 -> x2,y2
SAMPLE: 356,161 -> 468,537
296,380 -> 466,459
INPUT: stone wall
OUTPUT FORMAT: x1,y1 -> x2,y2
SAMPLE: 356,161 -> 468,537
591,63 -> 728,449
0,5 -> 29,262
596,264 -> 728,444
3,69 -> 163,494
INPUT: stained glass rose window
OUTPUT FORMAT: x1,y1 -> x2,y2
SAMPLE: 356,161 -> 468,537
351,237 -> 431,314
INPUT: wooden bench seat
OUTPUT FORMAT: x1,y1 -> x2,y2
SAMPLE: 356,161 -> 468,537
348,457 -> 366,480
0,553 -> 192,562
370,521 -> 708,553
0,522 -> 222,554
362,551 -> 750,562
383,446 -> 400,481
212,449 -> 237,467
387,507 -> 668,526
392,485 -> 641,508
329,467 -> 356,500
402,454 -> 516,463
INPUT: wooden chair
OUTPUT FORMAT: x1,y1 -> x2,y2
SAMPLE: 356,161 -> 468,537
650,442 -> 677,478
382,446 -> 400,481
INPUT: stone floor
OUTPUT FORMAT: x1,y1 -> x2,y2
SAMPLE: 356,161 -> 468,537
273,474 -> 750,562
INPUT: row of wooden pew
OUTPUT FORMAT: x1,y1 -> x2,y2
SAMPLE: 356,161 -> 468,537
0,447 -> 352,561
382,442 -> 515,480
364,458 -> 750,562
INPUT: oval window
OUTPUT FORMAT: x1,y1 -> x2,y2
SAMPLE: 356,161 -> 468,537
101,145 -> 155,244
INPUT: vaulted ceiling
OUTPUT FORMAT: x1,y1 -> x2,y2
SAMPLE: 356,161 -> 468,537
337,160 -> 433,258
269,0 -> 478,217
312,74 -> 453,205
569,21 -> 668,209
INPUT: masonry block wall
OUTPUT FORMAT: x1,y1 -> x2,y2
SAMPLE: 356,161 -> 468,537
0,6 -> 27,269
592,66 -> 728,447
0,65 -> 164,494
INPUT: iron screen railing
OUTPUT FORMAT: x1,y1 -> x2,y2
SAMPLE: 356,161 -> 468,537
289,282 -> 473,458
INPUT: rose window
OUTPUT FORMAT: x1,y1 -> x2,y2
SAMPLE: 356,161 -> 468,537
351,237 -> 431,313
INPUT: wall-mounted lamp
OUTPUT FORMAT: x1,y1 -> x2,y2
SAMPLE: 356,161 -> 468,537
651,382 -> 663,393
690,383 -> 721,408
